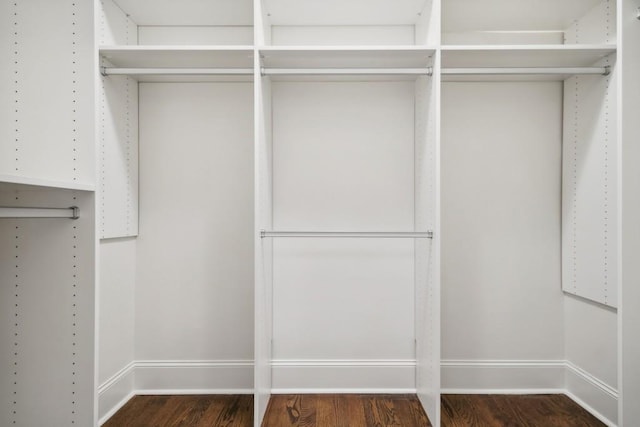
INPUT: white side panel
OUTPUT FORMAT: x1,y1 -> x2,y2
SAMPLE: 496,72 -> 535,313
138,26 -> 254,45
271,26 -> 414,46
254,72 -> 274,424
99,1 -> 139,239
135,83 -> 254,360
441,82 -> 564,363
271,81 -> 416,388
415,59 -> 440,425
562,53 -> 618,307
620,0 -> 640,424
0,187 -> 95,426
98,0 -> 137,45
565,0 -> 616,45
415,0 -> 439,46
0,0 -> 94,187
256,0 -> 272,45
100,66 -> 139,239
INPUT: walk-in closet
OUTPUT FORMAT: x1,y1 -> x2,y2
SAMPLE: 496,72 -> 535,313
1,0 -> 639,426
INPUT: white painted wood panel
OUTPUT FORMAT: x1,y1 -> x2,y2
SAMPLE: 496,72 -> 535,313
620,0 -> 640,424
0,0 -> 94,188
0,187 -> 95,426
562,54 -> 618,307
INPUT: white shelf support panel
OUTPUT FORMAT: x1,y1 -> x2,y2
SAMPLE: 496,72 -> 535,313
0,206 -> 79,219
261,67 -> 433,76
261,230 -> 434,239
442,66 -> 610,76
101,67 -> 255,76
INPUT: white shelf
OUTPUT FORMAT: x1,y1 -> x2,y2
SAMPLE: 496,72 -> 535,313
260,46 -> 436,69
100,46 -> 255,68
99,46 -> 255,82
0,174 -> 95,192
441,45 -> 616,81
263,0 -> 429,26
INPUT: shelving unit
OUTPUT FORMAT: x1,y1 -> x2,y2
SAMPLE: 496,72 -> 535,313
3,0 -> 639,426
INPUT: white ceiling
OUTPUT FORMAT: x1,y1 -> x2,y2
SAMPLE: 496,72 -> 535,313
113,0 -> 254,26
264,0 -> 430,26
443,0 -> 602,32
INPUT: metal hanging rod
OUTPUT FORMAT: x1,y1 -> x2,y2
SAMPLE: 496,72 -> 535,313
261,67 -> 433,76
0,206 -> 79,219
102,66 -> 609,77
442,66 -> 610,76
101,67 -> 254,76
261,230 -> 433,239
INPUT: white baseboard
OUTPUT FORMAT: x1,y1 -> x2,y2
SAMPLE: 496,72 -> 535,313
565,362 -> 618,426
271,359 -> 416,393
98,362 -> 135,425
442,359 -> 618,426
98,360 -> 254,425
134,360 -> 253,393
441,359 -> 566,392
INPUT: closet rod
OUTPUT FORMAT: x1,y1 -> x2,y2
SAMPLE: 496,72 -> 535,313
261,230 -> 433,239
261,68 -> 433,76
0,206 -> 79,219
101,67 -> 254,76
442,66 -> 610,76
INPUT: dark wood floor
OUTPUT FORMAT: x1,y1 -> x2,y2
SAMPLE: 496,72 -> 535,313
103,394 -> 606,426
263,394 -> 429,427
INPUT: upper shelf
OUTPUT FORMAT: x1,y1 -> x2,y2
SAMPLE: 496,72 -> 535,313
441,45 -> 616,81
442,45 -> 616,68
99,46 -> 255,82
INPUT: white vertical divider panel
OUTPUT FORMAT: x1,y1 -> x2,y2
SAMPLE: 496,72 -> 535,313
0,0 -> 94,188
257,0 -> 273,45
98,0 -> 139,239
0,186 -> 96,426
565,0 -> 617,45
415,0 -> 438,46
562,52 -> 618,308
415,54 -> 441,427
620,0 -> 640,424
254,65 -> 274,426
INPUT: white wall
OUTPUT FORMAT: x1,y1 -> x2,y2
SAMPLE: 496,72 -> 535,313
270,81 -> 417,391
98,238 -> 136,422
135,82 -> 254,392
441,82 -> 565,389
